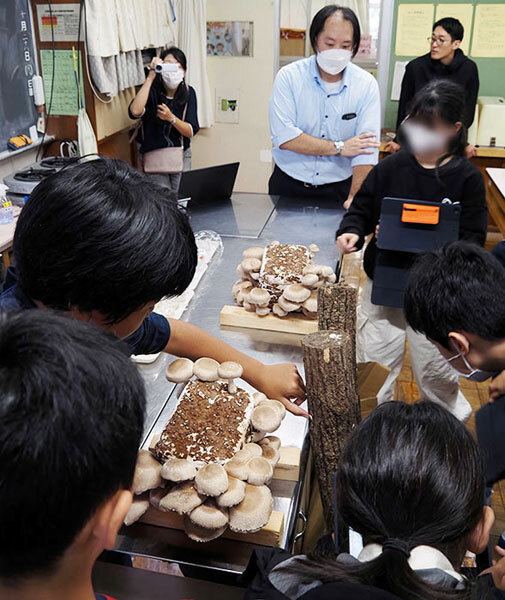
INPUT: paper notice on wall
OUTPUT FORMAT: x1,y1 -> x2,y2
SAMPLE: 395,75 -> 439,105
471,4 -> 505,58
356,34 -> 372,58
435,4 -> 474,55
391,61 -> 408,101
36,4 -> 83,42
40,49 -> 85,116
216,87 -> 239,124
395,4 -> 434,56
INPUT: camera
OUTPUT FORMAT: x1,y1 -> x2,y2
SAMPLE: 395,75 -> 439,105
154,62 -> 179,74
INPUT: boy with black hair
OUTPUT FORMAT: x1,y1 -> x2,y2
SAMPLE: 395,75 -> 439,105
385,17 -> 479,155
0,158 -> 307,417
404,241 -> 505,485
0,310 -> 145,599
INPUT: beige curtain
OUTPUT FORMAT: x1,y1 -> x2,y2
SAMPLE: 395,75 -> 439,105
310,0 -> 370,35
175,0 -> 213,128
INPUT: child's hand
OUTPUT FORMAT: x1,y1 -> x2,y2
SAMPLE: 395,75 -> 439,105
482,547 -> 505,590
489,370 -> 505,402
253,363 -> 309,418
336,233 -> 360,254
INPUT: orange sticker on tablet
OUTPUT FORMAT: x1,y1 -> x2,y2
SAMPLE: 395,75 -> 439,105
401,203 -> 440,225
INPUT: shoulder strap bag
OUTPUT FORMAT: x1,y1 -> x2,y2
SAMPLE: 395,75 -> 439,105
143,88 -> 188,174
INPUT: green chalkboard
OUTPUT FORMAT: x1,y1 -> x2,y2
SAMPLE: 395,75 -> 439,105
385,0 -> 505,130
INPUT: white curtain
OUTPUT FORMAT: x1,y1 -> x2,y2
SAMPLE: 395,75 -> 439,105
280,0 -> 307,29
176,0 -> 213,128
310,0 -> 369,35
85,0 -> 178,97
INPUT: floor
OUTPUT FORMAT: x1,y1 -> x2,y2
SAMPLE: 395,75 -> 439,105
341,243 -> 505,555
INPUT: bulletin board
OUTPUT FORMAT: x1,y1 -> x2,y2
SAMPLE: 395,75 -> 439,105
384,0 -> 505,130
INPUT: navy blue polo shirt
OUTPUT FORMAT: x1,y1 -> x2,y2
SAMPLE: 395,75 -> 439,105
0,268 -> 171,356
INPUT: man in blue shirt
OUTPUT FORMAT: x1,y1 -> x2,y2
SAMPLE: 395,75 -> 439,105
269,5 -> 381,207
0,158 -> 308,417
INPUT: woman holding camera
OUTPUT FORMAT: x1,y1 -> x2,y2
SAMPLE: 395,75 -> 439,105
129,47 -> 199,193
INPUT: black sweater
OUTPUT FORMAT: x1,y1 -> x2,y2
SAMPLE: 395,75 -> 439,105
129,84 -> 200,154
396,50 -> 479,131
336,151 -> 488,279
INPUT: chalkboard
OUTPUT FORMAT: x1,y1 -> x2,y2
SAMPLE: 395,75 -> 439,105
385,0 -> 505,130
0,0 -> 38,151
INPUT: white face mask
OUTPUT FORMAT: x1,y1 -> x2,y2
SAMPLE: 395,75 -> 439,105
402,121 -> 448,155
162,68 -> 184,89
316,49 -> 352,75
445,349 -> 497,382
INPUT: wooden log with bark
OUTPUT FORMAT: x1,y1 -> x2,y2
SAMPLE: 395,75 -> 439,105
302,330 -> 360,531
317,282 -> 358,345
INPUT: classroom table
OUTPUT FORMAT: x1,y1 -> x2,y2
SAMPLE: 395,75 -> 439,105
486,168 -> 505,238
110,192 -> 344,584
92,561 -> 244,600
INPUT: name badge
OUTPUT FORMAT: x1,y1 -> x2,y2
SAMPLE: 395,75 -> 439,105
342,113 -> 357,120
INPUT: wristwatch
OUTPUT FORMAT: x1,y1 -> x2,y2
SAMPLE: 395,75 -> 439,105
170,116 -> 177,125
333,140 -> 344,155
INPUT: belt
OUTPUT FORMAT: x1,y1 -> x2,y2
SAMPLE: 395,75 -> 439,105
303,181 -> 320,189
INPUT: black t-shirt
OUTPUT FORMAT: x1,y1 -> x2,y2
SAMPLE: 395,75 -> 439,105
129,83 -> 200,154
396,50 -> 479,130
336,151 -> 488,279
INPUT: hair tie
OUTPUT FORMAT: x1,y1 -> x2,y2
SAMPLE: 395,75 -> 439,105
382,538 -> 411,558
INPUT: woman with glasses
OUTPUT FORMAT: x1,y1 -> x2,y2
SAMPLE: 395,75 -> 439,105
385,17 -> 479,157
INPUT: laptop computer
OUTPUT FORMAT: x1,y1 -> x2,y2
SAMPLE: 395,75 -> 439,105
372,197 -> 461,308
178,162 -> 239,206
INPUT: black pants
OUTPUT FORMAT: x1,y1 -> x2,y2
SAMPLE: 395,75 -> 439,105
268,164 -> 351,203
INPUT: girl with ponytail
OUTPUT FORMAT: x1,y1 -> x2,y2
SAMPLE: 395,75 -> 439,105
247,402 -> 503,599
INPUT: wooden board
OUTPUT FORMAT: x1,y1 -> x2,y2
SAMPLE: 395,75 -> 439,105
149,436 -> 301,482
220,305 -> 318,335
139,506 -> 285,547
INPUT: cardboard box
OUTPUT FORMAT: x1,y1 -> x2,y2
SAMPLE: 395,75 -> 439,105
357,361 -> 390,412
280,28 -> 305,56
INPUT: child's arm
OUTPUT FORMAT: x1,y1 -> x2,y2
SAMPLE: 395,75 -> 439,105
336,166 -> 379,253
164,319 -> 309,418
481,546 -> 505,590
